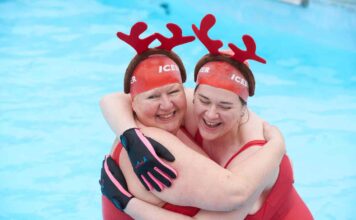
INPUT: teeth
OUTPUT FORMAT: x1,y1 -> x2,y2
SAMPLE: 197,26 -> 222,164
204,119 -> 220,127
159,112 -> 174,119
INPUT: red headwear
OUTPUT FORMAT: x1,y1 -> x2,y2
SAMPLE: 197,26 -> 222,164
197,61 -> 249,101
193,14 -> 266,102
117,21 -> 195,98
130,55 -> 182,97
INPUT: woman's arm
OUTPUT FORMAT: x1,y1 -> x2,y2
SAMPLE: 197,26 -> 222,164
126,198 -> 192,220
126,197 -> 253,220
101,92 -> 285,211
102,155 -> 254,220
100,93 -> 136,136
101,93 -> 178,191
120,124 -> 284,212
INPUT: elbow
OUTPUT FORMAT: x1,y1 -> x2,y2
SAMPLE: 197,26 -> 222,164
99,94 -> 110,110
225,191 -> 249,211
221,182 -> 252,211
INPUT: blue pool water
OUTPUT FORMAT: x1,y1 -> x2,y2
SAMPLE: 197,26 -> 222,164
0,0 -> 355,219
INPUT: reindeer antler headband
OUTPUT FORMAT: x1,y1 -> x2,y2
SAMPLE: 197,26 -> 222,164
193,14 -> 266,100
192,14 -> 266,64
117,21 -> 195,94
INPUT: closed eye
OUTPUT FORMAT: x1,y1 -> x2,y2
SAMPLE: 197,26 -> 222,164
168,90 -> 180,95
219,105 -> 232,110
199,98 -> 210,105
147,94 -> 160,99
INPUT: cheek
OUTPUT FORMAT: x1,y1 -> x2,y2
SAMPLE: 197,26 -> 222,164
222,112 -> 239,126
193,102 -> 205,117
173,94 -> 187,111
135,101 -> 158,119
177,99 -> 187,111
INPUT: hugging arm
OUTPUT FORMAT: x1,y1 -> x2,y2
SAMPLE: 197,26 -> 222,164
101,155 -> 255,220
100,93 -> 136,135
100,93 -> 177,190
135,124 -> 284,211
100,92 -> 285,211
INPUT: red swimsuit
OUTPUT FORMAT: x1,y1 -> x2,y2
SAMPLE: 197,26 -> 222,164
102,130 -> 313,219
222,140 -> 313,219
101,141 -> 199,220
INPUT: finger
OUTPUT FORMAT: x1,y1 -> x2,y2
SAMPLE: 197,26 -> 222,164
107,157 -> 125,180
140,174 -> 152,191
157,163 -> 177,179
148,171 -> 164,192
152,167 -> 172,187
103,158 -> 132,198
142,172 -> 162,192
148,137 -> 175,162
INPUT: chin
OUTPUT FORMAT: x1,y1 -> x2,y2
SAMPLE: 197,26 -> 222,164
159,122 -> 180,134
199,129 -> 218,141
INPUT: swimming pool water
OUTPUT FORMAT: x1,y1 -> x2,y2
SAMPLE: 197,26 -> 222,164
1,0 -> 355,219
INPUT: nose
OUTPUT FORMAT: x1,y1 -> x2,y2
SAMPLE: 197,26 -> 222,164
205,105 -> 218,119
159,94 -> 174,110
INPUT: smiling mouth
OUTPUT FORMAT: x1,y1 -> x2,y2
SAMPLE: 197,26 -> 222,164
203,119 -> 221,128
156,111 -> 176,121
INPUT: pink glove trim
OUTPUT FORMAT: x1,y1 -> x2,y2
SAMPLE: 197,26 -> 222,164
104,155 -> 132,198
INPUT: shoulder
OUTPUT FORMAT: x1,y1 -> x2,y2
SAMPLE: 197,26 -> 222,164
239,110 -> 265,143
226,145 -> 262,169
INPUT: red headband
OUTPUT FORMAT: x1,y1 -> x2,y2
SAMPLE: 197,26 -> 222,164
193,14 -> 266,101
130,55 -> 182,97
117,22 -> 194,97
197,61 -> 249,101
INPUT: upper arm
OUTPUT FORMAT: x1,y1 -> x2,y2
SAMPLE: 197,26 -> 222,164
99,92 -> 137,136
194,204 -> 253,220
137,127 -> 247,211
226,146 -> 280,213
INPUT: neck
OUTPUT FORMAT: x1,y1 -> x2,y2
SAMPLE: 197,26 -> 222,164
203,126 -> 243,165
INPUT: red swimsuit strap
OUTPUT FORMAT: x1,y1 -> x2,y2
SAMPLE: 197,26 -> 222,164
224,140 -> 267,168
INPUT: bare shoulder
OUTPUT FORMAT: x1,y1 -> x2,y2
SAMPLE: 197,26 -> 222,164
240,110 -> 265,142
226,146 -> 262,169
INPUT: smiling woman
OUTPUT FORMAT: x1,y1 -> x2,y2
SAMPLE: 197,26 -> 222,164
0,0 -> 355,219
99,14 -> 314,220
132,83 -> 187,134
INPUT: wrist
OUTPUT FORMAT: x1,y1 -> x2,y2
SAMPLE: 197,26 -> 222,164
124,197 -> 138,213
121,128 -> 140,150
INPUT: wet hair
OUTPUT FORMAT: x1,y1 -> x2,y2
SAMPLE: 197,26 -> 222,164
124,48 -> 187,94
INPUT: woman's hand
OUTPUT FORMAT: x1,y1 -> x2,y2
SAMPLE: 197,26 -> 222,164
100,155 -> 134,210
263,122 -> 286,154
120,128 -> 177,191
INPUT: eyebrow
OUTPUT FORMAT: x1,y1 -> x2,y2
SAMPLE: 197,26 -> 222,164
198,94 -> 209,100
198,94 -> 233,105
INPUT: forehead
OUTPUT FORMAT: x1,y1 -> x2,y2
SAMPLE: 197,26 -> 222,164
134,83 -> 182,98
196,84 -> 240,103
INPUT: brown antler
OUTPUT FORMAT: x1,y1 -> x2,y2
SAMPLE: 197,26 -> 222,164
156,23 -> 195,51
228,35 -> 266,64
117,22 -> 157,54
192,14 -> 223,55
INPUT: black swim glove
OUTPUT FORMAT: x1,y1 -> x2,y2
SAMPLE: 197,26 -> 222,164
99,156 -> 133,210
120,128 -> 177,191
